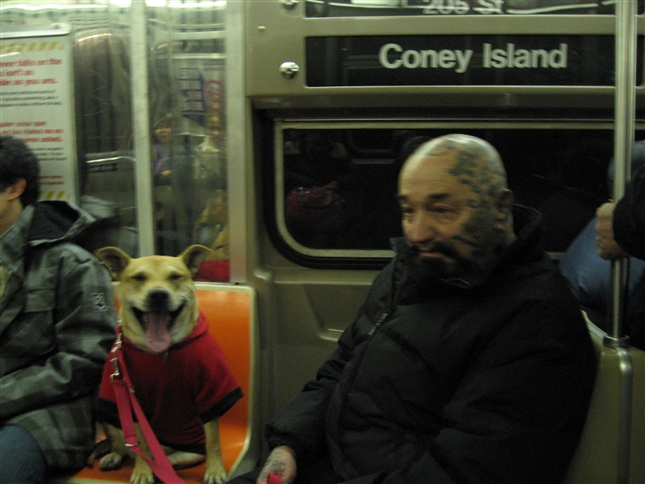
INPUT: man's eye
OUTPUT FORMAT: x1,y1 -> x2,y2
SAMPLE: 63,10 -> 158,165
433,206 -> 452,214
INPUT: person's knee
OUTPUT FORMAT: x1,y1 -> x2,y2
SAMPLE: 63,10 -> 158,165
0,425 -> 46,484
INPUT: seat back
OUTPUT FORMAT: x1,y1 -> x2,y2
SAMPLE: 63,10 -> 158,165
564,322 -> 645,484
195,283 -> 259,476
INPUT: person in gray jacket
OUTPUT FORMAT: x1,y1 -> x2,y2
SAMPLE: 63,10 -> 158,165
0,136 -> 116,483
229,134 -> 597,484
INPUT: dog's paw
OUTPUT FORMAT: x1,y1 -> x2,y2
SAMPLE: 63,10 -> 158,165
129,473 -> 155,484
130,467 -> 155,484
203,464 -> 227,484
99,452 -> 124,470
87,439 -> 112,466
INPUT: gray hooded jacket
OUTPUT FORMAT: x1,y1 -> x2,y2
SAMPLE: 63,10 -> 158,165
0,201 -> 116,469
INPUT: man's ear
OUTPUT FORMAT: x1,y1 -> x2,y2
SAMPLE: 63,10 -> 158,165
7,179 -> 26,201
495,189 -> 514,224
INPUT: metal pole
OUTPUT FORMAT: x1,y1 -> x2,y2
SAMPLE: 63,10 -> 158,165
608,2 -> 637,482
131,0 -> 156,256
226,0 -> 249,282
609,0 -> 637,344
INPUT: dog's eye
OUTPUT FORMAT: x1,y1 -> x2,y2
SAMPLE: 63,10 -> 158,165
131,274 -> 147,282
168,274 -> 184,281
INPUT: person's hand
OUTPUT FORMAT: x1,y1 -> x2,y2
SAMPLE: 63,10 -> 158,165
595,202 -> 629,260
256,446 -> 297,484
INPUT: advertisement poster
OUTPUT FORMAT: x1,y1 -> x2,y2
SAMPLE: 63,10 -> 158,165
0,25 -> 77,201
176,55 -> 225,128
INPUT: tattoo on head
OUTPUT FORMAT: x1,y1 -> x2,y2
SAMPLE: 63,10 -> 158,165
426,136 -> 510,257
429,136 -> 507,207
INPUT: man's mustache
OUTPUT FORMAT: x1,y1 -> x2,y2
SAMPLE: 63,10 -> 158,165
411,242 -> 460,259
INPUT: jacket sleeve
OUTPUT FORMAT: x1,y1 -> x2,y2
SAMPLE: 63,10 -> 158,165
376,300 -> 596,484
614,164 -> 645,260
0,247 -> 117,421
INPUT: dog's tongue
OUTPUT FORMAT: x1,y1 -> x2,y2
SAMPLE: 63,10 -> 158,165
145,312 -> 171,353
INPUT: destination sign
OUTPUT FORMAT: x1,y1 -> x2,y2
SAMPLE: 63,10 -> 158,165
305,0 -> 639,18
306,35 -> 644,87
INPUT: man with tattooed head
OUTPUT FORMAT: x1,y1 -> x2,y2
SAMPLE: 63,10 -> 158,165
229,135 -> 597,484
396,134 -> 516,294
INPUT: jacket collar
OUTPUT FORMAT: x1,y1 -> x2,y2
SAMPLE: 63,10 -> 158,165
27,201 -> 94,245
0,201 -> 94,263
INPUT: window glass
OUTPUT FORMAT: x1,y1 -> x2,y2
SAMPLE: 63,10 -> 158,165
147,2 -> 230,282
0,0 -> 230,279
277,125 -> 634,259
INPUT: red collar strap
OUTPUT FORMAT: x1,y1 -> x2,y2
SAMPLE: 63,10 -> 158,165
110,325 -> 186,483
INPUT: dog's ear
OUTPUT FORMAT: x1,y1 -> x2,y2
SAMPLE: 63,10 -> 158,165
179,244 -> 213,278
95,246 -> 132,280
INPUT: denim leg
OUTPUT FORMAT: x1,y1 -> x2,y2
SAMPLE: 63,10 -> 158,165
0,425 -> 46,484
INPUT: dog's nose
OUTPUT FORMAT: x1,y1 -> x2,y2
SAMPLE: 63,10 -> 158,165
147,289 -> 170,310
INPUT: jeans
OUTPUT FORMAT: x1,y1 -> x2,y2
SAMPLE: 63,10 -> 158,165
0,425 -> 46,484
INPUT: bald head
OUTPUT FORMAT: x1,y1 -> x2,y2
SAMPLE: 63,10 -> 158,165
403,134 -> 508,204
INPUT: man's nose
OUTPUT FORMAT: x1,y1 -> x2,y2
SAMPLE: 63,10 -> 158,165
406,212 -> 437,243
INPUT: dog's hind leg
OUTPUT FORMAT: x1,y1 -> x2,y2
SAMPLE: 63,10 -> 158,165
203,418 -> 227,484
98,423 -> 128,471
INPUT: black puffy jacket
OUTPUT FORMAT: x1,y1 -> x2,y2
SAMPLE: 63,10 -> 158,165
267,206 -> 597,484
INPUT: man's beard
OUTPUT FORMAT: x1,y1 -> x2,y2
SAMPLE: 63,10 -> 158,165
399,242 -> 477,296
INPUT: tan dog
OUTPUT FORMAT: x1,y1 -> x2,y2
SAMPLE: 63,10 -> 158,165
93,245 -> 240,484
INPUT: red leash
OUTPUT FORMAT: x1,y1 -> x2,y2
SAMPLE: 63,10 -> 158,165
109,326 -> 186,483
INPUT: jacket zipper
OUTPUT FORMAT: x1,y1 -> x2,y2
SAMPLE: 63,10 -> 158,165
334,260 -> 402,477
368,311 -> 389,335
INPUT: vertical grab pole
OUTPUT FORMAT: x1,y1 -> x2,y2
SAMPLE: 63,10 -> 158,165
130,0 -> 156,256
610,0 -> 636,344
609,2 -> 637,483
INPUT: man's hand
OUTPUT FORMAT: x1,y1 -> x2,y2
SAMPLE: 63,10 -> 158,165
595,202 -> 629,260
256,446 -> 297,484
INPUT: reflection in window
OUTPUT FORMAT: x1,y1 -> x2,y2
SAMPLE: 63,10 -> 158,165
147,1 -> 229,281
279,127 -> 622,255
193,112 -> 229,282
150,112 -> 230,281
82,154 -> 139,258
283,129 -> 425,251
